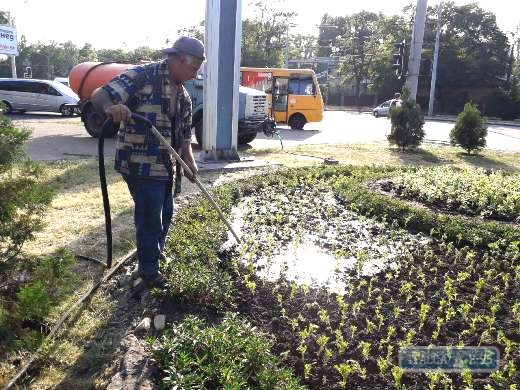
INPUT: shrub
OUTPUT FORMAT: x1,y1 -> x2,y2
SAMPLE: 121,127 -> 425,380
0,113 -> 53,262
388,100 -> 425,151
152,313 -> 304,389
450,103 -> 487,154
16,281 -> 51,321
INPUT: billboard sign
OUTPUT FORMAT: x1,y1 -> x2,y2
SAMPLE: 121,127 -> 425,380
0,25 -> 18,56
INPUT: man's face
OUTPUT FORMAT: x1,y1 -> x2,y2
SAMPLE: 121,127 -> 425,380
169,55 -> 203,84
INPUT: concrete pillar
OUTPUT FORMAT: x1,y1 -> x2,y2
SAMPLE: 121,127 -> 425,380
202,0 -> 242,161
405,0 -> 428,102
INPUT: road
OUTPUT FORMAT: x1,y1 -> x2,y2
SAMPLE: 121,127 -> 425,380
12,111 -> 520,161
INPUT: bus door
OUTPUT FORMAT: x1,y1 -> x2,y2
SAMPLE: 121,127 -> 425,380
272,77 -> 289,123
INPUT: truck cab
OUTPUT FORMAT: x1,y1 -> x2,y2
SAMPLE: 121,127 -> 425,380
69,62 -> 274,145
183,75 -> 273,145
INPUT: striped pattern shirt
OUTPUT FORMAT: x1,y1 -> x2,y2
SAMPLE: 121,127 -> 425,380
103,59 -> 192,179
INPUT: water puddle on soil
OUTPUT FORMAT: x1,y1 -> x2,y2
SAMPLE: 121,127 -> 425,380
226,188 -> 432,294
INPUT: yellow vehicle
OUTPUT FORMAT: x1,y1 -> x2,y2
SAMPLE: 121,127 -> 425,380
240,67 -> 324,130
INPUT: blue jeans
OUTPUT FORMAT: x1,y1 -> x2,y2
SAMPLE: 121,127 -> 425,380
122,174 -> 173,278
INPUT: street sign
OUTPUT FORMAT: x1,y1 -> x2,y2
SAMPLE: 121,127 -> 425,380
0,25 -> 18,56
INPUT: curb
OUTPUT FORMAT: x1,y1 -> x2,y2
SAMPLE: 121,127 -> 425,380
324,107 -> 520,128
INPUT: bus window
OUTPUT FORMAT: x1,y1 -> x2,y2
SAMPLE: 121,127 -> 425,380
289,77 -> 315,95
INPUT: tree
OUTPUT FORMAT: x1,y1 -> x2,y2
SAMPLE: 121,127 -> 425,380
388,99 -> 425,151
450,102 -> 487,154
419,2 -> 509,112
289,34 -> 317,60
96,48 -> 132,63
0,10 -> 10,24
176,23 -> 205,43
78,43 -> 98,63
319,11 -> 411,106
241,0 -> 296,67
367,15 -> 410,103
340,12 -> 385,107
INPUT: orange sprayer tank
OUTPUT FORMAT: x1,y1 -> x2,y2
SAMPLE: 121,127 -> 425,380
69,62 -> 134,101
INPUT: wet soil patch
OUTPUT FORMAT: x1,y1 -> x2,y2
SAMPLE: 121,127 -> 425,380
222,180 -> 520,389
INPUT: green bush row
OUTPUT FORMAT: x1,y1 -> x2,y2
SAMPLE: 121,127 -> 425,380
151,313 -> 305,390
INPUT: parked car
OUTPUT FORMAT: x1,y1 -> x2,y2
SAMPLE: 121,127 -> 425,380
373,99 -> 403,117
0,78 -> 79,116
54,77 -> 70,87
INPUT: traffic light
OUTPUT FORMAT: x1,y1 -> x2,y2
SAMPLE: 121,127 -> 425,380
392,40 -> 405,79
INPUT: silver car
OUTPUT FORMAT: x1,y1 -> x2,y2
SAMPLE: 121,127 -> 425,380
373,100 -> 392,117
0,78 -> 79,116
373,99 -> 403,118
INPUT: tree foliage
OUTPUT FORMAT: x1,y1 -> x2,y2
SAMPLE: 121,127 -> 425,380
0,113 -> 53,262
449,102 -> 488,154
241,1 -> 296,67
388,100 -> 425,151
0,10 -> 10,24
289,34 -> 317,60
319,10 -> 411,105
418,2 -> 510,112
317,2 -> 515,114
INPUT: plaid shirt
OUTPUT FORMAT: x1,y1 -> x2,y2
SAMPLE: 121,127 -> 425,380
102,59 -> 192,179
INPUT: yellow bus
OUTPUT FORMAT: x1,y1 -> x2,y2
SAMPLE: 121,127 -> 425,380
240,67 -> 324,130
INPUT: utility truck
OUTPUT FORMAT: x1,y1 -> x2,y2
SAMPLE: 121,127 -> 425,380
69,62 -> 274,145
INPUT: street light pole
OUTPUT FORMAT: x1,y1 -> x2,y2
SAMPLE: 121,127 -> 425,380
405,0 -> 428,101
428,2 -> 442,116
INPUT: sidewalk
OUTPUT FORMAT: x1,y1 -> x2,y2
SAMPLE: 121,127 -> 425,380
424,114 -> 520,128
325,105 -> 520,128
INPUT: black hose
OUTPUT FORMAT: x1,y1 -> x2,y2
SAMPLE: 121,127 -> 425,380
99,118 -> 114,268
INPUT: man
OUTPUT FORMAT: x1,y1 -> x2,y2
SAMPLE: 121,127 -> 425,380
91,36 -> 204,290
390,92 -> 402,109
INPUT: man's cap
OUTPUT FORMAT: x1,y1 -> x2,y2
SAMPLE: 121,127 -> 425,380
162,36 -> 205,61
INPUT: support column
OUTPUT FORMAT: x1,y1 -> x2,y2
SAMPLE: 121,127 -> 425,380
405,0 -> 428,102
11,56 -> 17,78
202,0 -> 242,161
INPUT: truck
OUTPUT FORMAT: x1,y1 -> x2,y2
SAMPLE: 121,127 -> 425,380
68,62 -> 274,145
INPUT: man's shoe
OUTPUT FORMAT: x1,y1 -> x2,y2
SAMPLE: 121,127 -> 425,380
141,272 -> 167,289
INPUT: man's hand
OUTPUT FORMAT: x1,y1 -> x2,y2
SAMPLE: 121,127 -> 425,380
182,153 -> 198,182
105,104 -> 132,123
181,140 -> 198,182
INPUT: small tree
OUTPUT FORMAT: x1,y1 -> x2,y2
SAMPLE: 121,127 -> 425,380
450,102 -> 487,154
388,100 -> 425,151
0,110 -> 53,263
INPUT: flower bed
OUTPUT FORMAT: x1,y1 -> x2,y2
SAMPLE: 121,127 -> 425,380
380,166 -> 520,222
154,166 -> 520,389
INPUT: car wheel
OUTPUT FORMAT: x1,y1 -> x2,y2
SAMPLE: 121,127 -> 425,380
288,113 -> 306,130
238,132 -> 257,145
373,111 -> 379,118
1,101 -> 13,114
60,105 -> 75,116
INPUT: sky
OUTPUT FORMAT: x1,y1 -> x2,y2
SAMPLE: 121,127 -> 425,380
3,0 -> 518,51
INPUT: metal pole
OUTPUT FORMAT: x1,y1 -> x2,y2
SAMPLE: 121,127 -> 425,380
405,0 -> 428,101
428,2 -> 442,116
10,56 -> 16,78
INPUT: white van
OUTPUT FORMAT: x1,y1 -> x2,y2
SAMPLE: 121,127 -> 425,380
0,78 -> 79,116
54,77 -> 70,87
